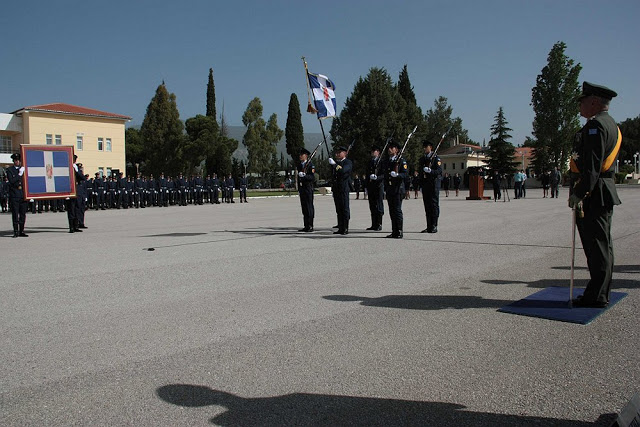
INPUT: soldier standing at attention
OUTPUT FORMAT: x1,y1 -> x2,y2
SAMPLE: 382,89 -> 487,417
384,142 -> 407,239
212,173 -> 220,204
569,81 -> 622,308
226,174 -> 235,203
329,146 -> 352,235
238,173 -> 248,203
5,153 -> 28,237
419,140 -> 442,233
365,146 -> 384,231
297,148 -> 315,232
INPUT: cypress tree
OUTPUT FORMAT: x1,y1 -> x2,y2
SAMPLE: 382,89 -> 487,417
285,93 -> 305,164
206,68 -> 216,119
485,107 -> 518,175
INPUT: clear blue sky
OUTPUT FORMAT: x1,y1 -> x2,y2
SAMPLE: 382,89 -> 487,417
2,0 -> 639,147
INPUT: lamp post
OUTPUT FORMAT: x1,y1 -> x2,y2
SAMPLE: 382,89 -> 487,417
635,152 -> 639,175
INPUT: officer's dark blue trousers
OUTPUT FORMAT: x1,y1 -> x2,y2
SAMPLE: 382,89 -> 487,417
387,187 -> 404,234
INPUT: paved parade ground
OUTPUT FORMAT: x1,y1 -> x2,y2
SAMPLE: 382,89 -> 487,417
2,187 -> 639,426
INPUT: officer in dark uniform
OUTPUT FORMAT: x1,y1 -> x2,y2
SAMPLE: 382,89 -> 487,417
66,157 -> 86,233
365,145 -> 385,231
297,148 -> 315,232
75,165 -> 88,229
194,174 -> 204,205
5,153 -> 28,237
177,173 -> 187,206
238,174 -> 248,203
211,173 -> 220,203
157,173 -> 167,207
384,142 -> 408,238
329,146 -> 352,235
1,175 -> 8,213
419,140 -> 443,233
107,176 -> 117,208
569,81 -> 622,308
225,174 -> 235,203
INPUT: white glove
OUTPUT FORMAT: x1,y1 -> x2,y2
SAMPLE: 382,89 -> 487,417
73,164 -> 78,172
328,158 -> 336,166
369,174 -> 377,180
19,167 -> 25,176
390,171 -> 398,178
423,167 -> 431,173
298,172 -> 306,177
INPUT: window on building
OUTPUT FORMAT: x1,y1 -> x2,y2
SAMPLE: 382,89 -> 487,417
46,134 -> 52,145
443,163 -> 447,170
0,135 -> 12,153
77,135 -> 83,151
461,162 -> 465,169
99,167 -> 104,177
55,135 -> 62,145
98,137 -> 104,151
452,163 -> 456,170
106,167 -> 111,177
106,138 -> 112,152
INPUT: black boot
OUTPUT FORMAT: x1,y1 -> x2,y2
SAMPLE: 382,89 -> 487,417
422,215 -> 431,233
366,214 -> 377,230
13,224 -> 19,238
342,220 -> 349,235
68,220 -> 75,233
306,219 -> 314,232
430,217 -> 438,233
19,224 -> 28,237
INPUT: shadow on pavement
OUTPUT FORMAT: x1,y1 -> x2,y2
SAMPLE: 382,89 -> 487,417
552,265 -> 640,274
156,384 -> 615,426
322,294 -> 512,310
482,278 -> 640,290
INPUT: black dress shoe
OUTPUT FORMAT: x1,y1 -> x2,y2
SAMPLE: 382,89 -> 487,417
394,232 -> 403,239
305,227 -> 314,232
429,227 -> 438,233
298,228 -> 308,232
375,225 -> 382,231
332,225 -> 339,228
421,228 -> 429,233
78,225 -> 88,229
573,297 -> 608,308
341,229 -> 348,235
74,228 -> 83,232
333,230 -> 344,235
366,226 -> 377,230
386,233 -> 398,238
19,232 -> 29,237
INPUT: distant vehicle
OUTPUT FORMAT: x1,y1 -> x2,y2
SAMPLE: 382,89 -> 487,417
252,183 -> 262,189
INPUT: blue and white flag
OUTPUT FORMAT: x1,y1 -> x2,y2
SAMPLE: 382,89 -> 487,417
308,72 -> 336,119
24,146 -> 74,198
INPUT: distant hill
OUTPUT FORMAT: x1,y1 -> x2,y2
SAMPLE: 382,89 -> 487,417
225,125 -> 327,161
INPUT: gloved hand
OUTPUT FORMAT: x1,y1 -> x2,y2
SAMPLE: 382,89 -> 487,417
390,171 -> 398,178
19,167 -> 25,176
369,174 -> 377,180
298,172 -> 306,177
328,158 -> 336,166
568,194 -> 582,210
73,164 -> 78,172
423,167 -> 431,173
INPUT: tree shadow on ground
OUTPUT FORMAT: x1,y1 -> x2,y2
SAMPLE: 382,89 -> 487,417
323,294 -> 513,310
156,384 -> 615,426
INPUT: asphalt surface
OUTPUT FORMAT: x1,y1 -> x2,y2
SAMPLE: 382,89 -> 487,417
1,187 -> 639,426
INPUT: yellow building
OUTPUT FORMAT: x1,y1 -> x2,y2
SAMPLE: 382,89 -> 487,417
1,103 -> 130,178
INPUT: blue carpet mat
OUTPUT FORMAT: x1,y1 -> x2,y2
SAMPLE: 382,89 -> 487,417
498,287 -> 627,325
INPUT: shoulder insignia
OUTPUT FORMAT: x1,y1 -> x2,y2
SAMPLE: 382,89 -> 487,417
336,165 -> 342,171
403,164 -> 408,170
437,161 -> 442,166
311,168 -> 315,173
589,128 -> 598,135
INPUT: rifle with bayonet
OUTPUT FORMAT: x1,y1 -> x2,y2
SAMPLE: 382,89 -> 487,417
429,125 -> 452,168
374,130 -> 395,176
346,138 -> 356,156
396,126 -> 418,169
303,140 -> 325,173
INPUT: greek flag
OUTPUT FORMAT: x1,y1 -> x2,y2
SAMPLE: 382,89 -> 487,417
308,72 -> 336,119
25,149 -> 72,194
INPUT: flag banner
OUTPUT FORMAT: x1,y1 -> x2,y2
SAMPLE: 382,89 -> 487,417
21,145 -> 76,200
307,72 -> 336,119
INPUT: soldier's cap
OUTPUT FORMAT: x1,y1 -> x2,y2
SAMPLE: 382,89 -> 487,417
10,153 -> 21,160
388,141 -> 400,149
579,81 -> 617,100
335,146 -> 348,153
423,140 -> 434,147
73,154 -> 78,160
299,148 -> 311,156
95,172 -> 100,175
371,145 -> 381,152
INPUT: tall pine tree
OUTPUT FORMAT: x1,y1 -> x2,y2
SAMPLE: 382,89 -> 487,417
140,82 -> 185,176
206,68 -> 216,119
285,93 -> 305,164
531,41 -> 581,174
242,97 -> 283,178
485,107 -> 518,175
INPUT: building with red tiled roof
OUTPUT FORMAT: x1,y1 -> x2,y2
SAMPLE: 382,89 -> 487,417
1,103 -> 130,177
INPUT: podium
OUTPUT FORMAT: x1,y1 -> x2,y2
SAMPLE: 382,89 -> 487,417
466,167 -> 490,200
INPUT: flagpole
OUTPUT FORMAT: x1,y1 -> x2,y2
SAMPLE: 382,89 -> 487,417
302,56 -> 332,157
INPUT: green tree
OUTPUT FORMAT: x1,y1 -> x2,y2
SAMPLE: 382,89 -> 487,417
206,68 -> 216,119
330,67 -> 407,176
531,41 -> 582,174
125,127 -> 146,172
285,93 -> 305,165
618,115 -> 640,165
140,82 -> 185,176
242,97 -> 283,178
485,107 -> 518,174
184,114 -> 219,175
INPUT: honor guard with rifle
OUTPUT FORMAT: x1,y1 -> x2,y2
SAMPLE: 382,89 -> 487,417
297,147 -> 316,232
568,81 -> 622,308
366,145 -> 385,231
420,138 -> 444,233
385,142 -> 408,238
329,146 -> 353,235
5,153 -> 28,237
